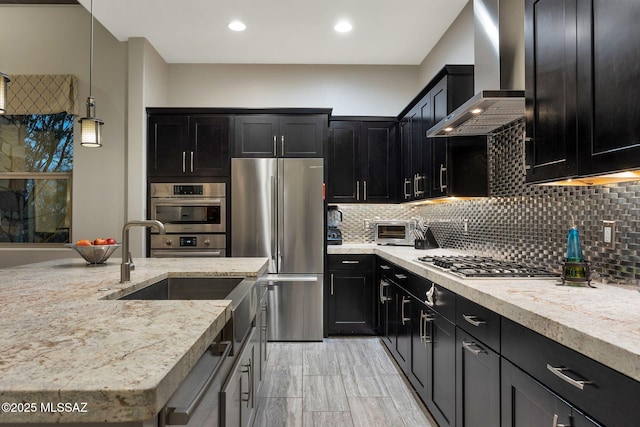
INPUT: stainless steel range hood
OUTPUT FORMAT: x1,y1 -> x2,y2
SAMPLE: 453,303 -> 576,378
428,0 -> 525,137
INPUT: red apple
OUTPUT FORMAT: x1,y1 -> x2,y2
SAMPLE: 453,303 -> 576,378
105,237 -> 117,245
93,238 -> 108,245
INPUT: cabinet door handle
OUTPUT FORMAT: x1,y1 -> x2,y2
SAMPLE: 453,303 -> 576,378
190,151 -> 194,173
341,260 -> 360,264
546,364 -> 593,390
552,414 -> 571,427
273,135 -> 277,156
421,310 -> 433,345
401,296 -> 410,325
281,135 -> 285,155
463,314 -> 487,327
425,284 -> 435,307
182,151 -> 186,173
439,164 -> 447,192
379,279 -> 391,303
241,359 -> 252,405
404,178 -> 411,199
363,180 -> 367,201
356,181 -> 360,200
330,273 -> 334,295
414,174 -> 418,197
462,340 -> 487,356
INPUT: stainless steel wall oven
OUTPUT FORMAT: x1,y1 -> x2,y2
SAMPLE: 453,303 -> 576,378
150,183 -> 227,257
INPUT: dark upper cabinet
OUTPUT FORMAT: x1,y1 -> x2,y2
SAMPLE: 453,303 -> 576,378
148,114 -> 231,177
327,255 -> 376,335
399,65 -> 474,201
525,0 -> 640,183
235,115 -> 325,158
327,119 -> 397,203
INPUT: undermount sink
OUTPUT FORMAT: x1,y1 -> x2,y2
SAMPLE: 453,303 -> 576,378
118,277 -> 245,300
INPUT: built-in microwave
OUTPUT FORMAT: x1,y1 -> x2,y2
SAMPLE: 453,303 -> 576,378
373,220 -> 416,246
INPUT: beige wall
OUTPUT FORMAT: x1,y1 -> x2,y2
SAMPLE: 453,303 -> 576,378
0,5 -> 128,268
127,38 -> 169,257
167,64 -> 420,116
417,1 -> 475,88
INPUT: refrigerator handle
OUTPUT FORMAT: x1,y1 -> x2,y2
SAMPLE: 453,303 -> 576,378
271,175 -> 277,262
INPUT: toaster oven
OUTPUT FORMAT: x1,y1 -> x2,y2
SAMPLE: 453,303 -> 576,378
373,220 -> 416,246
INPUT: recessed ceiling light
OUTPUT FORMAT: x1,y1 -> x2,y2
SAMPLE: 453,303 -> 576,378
334,21 -> 353,33
228,21 -> 246,32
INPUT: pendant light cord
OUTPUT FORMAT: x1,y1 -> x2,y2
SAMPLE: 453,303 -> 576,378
89,0 -> 94,98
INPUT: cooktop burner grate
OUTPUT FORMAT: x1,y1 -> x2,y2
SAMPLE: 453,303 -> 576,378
416,255 -> 559,278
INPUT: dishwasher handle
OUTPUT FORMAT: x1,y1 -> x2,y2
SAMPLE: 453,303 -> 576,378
166,341 -> 232,425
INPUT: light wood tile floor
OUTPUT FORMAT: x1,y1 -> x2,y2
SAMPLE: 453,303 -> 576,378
253,337 -> 436,427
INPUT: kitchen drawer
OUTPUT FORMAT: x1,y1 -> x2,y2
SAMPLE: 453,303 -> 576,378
502,318 -> 640,427
391,268 -> 455,323
456,296 -> 500,353
328,254 -> 374,270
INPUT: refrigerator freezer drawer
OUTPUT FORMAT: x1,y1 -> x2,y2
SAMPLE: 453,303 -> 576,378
264,275 -> 323,341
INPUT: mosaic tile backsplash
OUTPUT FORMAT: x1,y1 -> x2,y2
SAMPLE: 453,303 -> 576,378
336,120 -> 640,286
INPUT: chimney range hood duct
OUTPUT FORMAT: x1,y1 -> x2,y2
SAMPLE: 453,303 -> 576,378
428,0 -> 525,137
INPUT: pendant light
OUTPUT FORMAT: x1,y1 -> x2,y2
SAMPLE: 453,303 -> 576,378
79,0 -> 104,148
0,72 -> 9,114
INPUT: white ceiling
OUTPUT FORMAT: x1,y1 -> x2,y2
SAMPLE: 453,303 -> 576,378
76,0 -> 469,65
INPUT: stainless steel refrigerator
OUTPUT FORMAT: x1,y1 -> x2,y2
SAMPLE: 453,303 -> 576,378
231,158 -> 324,341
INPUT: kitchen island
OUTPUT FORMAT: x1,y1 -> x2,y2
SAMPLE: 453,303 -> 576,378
329,243 -> 640,383
0,257 -> 268,425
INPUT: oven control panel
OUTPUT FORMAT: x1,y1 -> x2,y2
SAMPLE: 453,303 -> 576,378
173,185 -> 203,195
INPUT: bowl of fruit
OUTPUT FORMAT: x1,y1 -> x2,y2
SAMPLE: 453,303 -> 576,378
65,238 -> 121,265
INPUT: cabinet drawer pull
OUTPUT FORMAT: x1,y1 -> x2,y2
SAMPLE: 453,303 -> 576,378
341,260 -> 360,264
546,364 -> 593,390
380,264 -> 391,270
552,414 -> 570,427
462,340 -> 487,356
394,273 -> 407,281
463,314 -> 487,327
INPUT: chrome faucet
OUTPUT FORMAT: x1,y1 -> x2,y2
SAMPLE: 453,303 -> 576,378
120,220 -> 165,283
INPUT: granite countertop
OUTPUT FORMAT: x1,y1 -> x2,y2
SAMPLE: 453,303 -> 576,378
0,256 -> 268,424
329,244 -> 640,383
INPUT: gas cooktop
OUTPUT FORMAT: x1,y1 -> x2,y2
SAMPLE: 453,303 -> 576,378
416,255 -> 559,279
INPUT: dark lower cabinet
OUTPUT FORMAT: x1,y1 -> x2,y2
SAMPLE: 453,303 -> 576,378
382,266 -> 456,427
501,358 -> 600,427
455,328 -> 500,427
376,260 -> 394,345
327,255 -> 375,335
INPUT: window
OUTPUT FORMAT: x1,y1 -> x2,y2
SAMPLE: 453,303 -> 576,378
0,112 -> 73,244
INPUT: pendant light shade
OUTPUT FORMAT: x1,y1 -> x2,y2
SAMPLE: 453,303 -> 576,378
0,72 -> 9,114
79,0 -> 104,148
79,96 -> 103,147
